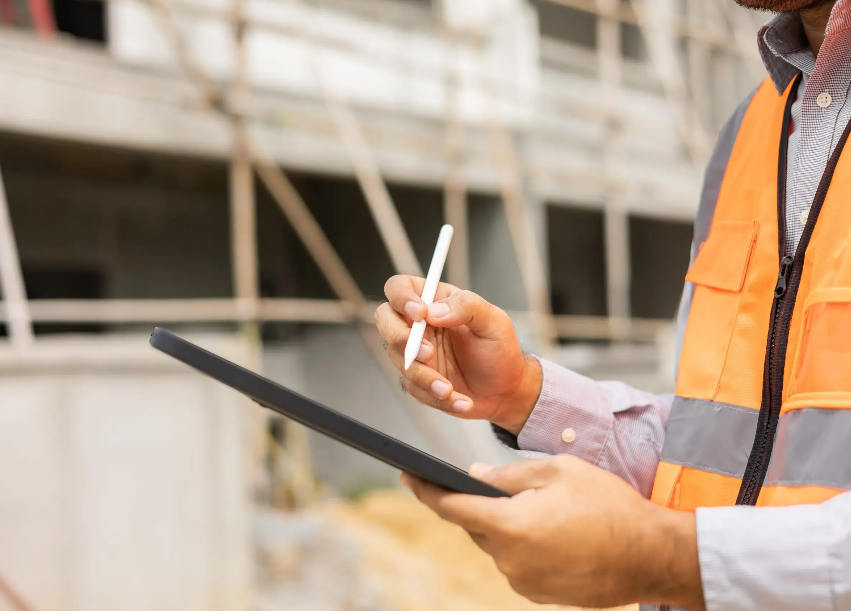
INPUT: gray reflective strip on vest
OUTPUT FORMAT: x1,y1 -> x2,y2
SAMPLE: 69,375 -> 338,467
661,397 -> 851,490
767,407 -> 851,489
660,397 -> 757,478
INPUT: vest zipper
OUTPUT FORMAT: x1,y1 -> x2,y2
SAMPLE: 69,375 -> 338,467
773,256 -> 794,298
736,74 -> 851,505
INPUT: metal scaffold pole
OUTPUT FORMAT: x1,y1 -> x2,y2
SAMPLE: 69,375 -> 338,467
292,0 -> 423,279
596,0 -> 632,331
229,0 -> 260,326
440,11 -> 470,290
0,163 -> 33,349
472,24 -> 557,356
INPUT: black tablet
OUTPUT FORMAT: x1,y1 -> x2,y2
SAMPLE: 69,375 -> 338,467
150,328 -> 508,498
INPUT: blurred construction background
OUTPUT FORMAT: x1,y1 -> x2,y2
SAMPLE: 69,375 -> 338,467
0,0 -> 765,609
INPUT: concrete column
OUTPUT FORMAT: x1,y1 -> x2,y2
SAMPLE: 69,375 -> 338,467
604,205 -> 631,319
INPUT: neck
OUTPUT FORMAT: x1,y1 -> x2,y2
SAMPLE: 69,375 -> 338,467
801,1 -> 837,56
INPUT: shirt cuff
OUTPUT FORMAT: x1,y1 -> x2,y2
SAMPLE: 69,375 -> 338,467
696,503 -> 834,611
509,358 -> 614,463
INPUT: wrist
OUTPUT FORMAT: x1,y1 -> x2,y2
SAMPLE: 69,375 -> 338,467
491,354 -> 542,436
632,505 -> 705,610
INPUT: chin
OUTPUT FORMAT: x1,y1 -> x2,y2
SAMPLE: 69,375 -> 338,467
734,0 -> 834,10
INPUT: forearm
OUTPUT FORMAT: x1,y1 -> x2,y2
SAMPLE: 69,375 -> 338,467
634,507 -> 705,610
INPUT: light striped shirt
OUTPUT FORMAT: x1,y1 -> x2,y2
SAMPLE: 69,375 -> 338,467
499,4 -> 851,610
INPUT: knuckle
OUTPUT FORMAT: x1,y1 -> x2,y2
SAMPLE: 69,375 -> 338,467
423,394 -> 444,411
455,290 -> 498,321
414,390 -> 447,411
384,275 -> 403,297
496,558 -> 521,581
430,397 -> 452,412
456,289 -> 477,307
492,304 -> 510,324
412,367 -> 434,387
494,556 -> 511,575
390,327 -> 409,349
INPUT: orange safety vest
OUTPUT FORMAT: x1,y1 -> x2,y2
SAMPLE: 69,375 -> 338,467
650,74 -> 851,510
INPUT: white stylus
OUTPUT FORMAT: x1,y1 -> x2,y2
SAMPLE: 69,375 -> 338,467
404,224 -> 454,370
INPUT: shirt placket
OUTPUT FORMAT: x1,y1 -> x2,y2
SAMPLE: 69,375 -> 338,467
784,42 -> 848,254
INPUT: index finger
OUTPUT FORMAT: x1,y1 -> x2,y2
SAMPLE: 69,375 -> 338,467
401,473 -> 510,534
384,275 -> 457,322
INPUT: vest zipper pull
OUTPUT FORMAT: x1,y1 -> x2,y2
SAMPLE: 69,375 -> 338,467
774,255 -> 794,298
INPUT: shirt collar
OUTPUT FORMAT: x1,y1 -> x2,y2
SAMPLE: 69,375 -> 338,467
758,0 -> 851,93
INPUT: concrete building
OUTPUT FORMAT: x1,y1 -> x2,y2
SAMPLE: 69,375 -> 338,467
0,0 -> 764,609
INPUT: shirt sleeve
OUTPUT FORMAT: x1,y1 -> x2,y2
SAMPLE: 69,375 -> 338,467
697,491 -> 851,611
494,357 -> 672,498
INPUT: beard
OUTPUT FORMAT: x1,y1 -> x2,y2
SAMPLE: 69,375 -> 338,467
734,0 -> 836,13
733,0 -> 835,11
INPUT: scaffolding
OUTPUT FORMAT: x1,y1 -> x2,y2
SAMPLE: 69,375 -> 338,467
0,0 -> 762,503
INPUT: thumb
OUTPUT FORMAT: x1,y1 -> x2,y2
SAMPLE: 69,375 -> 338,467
426,290 -> 511,338
468,460 -> 560,496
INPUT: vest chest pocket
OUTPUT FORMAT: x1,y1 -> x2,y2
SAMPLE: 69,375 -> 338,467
677,220 -> 759,399
787,288 -> 851,405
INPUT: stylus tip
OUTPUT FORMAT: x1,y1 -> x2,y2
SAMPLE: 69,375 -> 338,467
404,357 -> 414,370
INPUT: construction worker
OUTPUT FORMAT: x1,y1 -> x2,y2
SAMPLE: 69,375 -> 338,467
375,1 -> 851,609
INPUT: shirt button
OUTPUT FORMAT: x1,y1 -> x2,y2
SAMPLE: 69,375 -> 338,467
800,207 -> 810,226
561,428 -> 577,443
817,92 -> 832,108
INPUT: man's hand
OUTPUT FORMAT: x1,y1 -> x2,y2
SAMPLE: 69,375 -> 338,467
401,457 -> 705,610
374,275 -> 542,435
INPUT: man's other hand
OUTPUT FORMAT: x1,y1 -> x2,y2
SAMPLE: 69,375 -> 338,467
401,457 -> 705,610
374,275 -> 542,435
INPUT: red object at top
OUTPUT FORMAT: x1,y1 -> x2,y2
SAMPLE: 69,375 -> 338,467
27,0 -> 57,37
0,0 -> 56,36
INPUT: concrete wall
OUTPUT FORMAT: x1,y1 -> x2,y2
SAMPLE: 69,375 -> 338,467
108,0 -> 539,126
0,335 -> 257,611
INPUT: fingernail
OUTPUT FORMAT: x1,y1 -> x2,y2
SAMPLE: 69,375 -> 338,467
428,302 -> 450,318
431,380 -> 451,399
416,343 -> 430,361
404,301 -> 422,320
470,462 -> 494,476
453,399 -> 472,413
